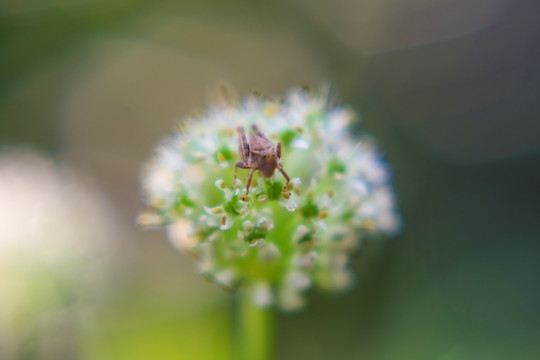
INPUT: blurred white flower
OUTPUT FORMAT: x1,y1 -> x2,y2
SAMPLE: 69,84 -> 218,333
0,150 -> 123,358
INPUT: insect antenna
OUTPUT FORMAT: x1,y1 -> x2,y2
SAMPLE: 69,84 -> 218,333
176,118 -> 194,136
325,82 -> 337,111
219,84 -> 238,106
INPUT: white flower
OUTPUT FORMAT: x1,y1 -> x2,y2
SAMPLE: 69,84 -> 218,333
139,86 -> 402,310
0,150 -> 122,357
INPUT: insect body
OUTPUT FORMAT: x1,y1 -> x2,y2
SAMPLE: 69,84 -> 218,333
234,124 -> 290,195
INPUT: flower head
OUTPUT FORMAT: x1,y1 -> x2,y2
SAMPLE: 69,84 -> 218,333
139,86 -> 402,310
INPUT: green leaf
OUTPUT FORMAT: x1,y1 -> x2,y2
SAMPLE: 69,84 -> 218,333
280,129 -> 296,147
328,157 -> 347,174
224,196 -> 240,215
265,180 -> 283,200
301,198 -> 319,218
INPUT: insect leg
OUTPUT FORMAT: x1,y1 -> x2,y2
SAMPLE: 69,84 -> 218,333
234,161 -> 251,180
276,142 -> 282,159
252,124 -> 272,144
237,126 -> 250,162
277,166 -> 290,190
245,168 -> 256,195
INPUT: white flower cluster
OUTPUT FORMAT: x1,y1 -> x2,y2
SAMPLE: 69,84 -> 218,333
140,87 -> 401,310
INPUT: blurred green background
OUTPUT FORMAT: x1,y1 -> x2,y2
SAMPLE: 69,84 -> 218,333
1,0 -> 539,359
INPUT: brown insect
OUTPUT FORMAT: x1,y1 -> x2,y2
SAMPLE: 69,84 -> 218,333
234,124 -> 290,195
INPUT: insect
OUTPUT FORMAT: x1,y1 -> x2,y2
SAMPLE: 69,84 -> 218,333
234,124 -> 290,195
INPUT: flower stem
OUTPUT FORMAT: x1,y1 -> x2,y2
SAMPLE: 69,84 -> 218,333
236,288 -> 274,360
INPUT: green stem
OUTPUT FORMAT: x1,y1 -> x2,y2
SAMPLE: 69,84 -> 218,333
236,288 -> 274,360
